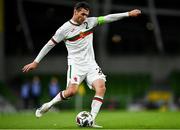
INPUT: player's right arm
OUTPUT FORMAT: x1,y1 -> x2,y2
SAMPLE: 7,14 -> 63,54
22,26 -> 65,73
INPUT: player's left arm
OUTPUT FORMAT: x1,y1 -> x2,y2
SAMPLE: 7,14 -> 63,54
97,9 -> 141,25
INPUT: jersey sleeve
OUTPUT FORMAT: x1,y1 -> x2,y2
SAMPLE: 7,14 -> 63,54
97,12 -> 129,25
87,16 -> 107,26
87,17 -> 99,28
87,16 -> 106,26
52,26 -> 66,43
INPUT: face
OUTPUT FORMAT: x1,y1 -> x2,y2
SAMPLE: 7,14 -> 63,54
74,8 -> 89,25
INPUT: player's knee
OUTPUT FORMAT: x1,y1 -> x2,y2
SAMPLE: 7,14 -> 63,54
100,85 -> 106,93
96,84 -> 106,93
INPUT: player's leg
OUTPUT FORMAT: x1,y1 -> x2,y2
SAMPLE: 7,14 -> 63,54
91,79 -> 106,120
35,65 -> 85,118
35,83 -> 79,117
45,83 -> 79,106
91,79 -> 106,128
86,66 -> 106,127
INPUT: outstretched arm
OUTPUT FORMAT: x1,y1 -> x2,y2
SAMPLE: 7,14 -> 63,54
98,9 -> 141,24
34,39 -> 56,63
22,39 -> 56,73
22,25 -> 65,73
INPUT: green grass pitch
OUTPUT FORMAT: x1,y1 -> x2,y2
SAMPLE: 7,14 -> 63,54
0,110 -> 180,129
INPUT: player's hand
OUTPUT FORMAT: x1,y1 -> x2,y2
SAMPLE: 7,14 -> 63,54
22,61 -> 38,73
128,9 -> 141,17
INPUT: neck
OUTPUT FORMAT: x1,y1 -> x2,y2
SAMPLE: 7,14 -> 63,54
71,18 -> 77,23
71,17 -> 81,25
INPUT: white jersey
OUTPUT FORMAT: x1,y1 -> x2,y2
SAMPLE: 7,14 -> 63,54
52,17 -> 98,66
34,13 -> 129,64
33,12 -> 129,87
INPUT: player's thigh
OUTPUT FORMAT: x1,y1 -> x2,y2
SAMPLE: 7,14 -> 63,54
86,66 -> 106,89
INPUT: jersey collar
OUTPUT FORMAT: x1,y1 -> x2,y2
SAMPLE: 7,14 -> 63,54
69,19 -> 80,26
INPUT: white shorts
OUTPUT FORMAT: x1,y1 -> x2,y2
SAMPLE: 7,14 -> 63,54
66,63 -> 106,89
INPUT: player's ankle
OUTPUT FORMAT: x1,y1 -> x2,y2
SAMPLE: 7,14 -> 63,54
90,112 -> 96,120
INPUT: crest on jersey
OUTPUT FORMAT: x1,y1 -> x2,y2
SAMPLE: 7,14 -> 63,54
73,76 -> 78,82
79,32 -> 85,38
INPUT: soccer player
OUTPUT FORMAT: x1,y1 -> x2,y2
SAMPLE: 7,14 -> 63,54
22,1 -> 141,128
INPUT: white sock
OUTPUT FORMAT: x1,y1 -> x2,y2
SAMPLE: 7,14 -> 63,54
48,91 -> 65,107
90,96 -> 103,120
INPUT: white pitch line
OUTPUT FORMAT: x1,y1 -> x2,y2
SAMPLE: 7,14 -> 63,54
0,128 -> 180,130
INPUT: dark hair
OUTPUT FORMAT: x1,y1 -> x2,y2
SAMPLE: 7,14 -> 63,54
74,2 -> 90,11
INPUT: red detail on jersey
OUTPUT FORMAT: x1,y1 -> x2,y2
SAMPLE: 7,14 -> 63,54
74,77 -> 78,82
67,31 -> 93,42
51,38 -> 58,44
79,32 -> 85,38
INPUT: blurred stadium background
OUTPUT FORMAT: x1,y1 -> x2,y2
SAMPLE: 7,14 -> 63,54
0,0 -> 180,114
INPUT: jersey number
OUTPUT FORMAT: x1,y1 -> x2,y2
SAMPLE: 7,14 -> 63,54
96,68 -> 102,75
84,22 -> 89,29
